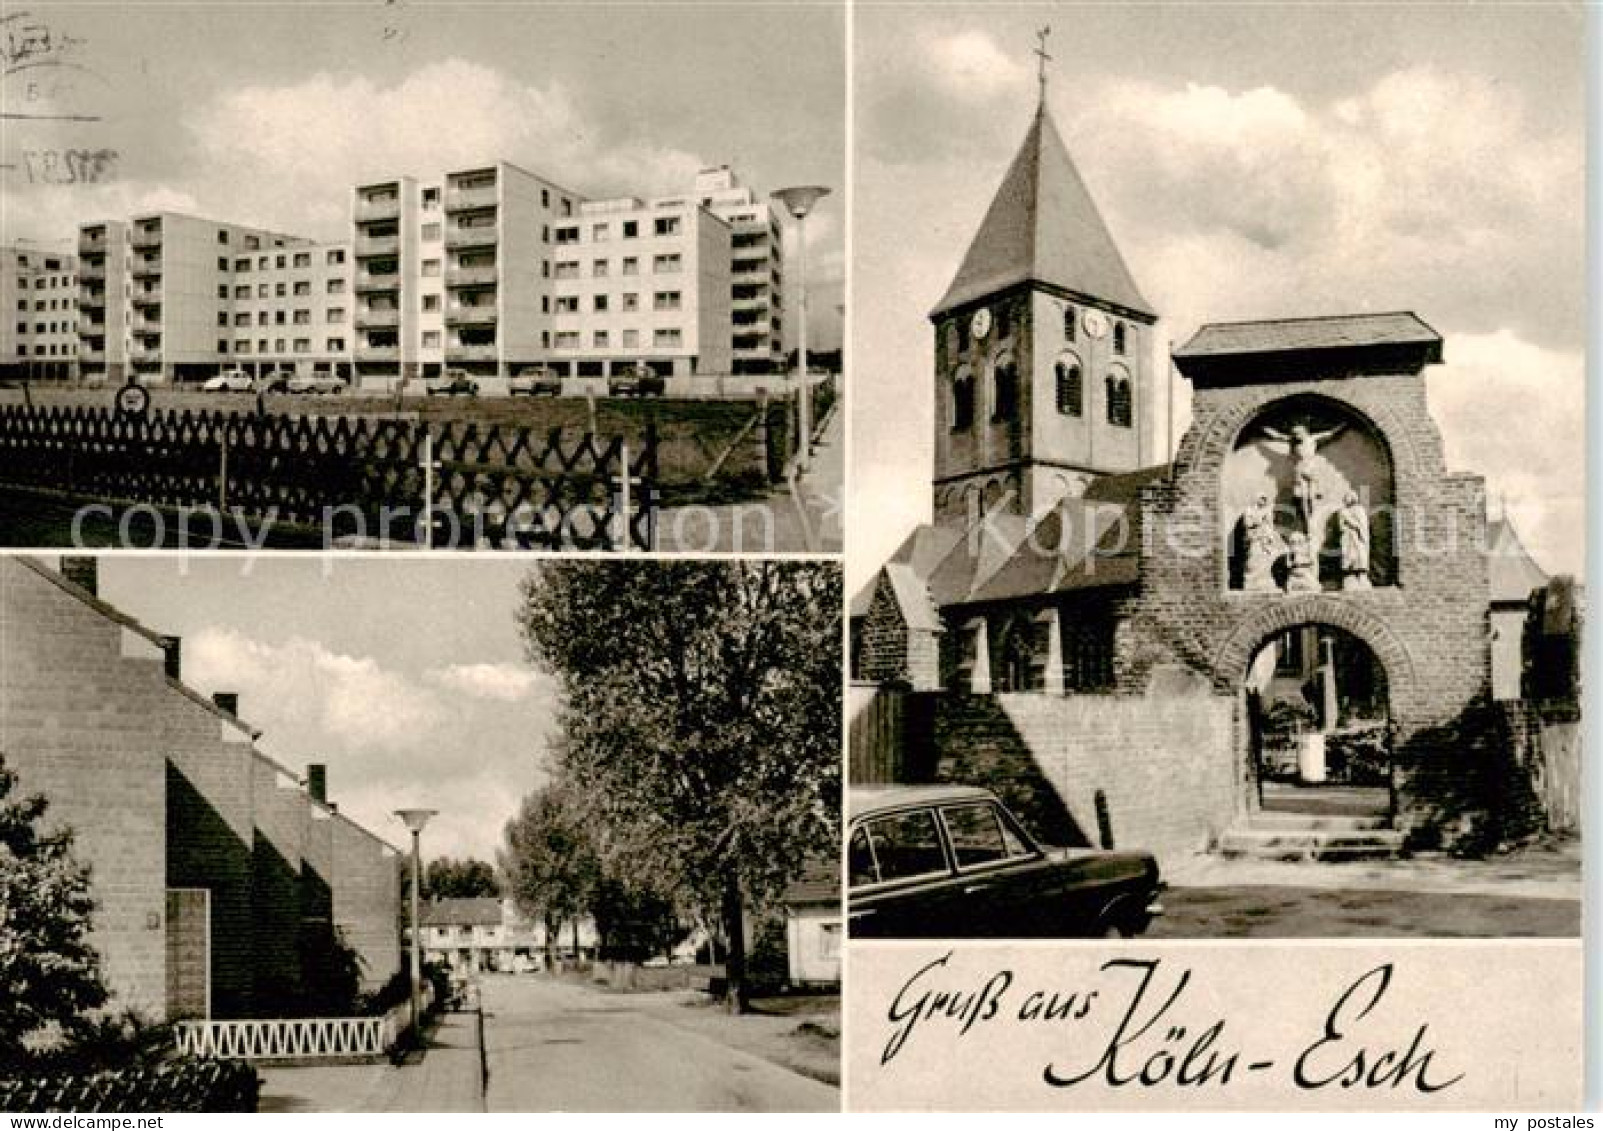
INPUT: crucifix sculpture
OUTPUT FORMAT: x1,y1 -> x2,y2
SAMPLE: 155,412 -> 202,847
1034,26 -> 1052,102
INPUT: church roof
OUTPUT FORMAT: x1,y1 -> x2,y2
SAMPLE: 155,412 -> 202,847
1487,517 -> 1549,605
931,104 -> 1155,321
1174,312 -> 1442,359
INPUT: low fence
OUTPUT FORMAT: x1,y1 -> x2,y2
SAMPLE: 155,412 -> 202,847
174,993 -> 419,1063
0,1060 -> 259,1113
0,403 -> 656,549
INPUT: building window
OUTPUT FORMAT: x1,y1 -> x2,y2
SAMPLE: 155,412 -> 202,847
622,220 -> 638,239
422,295 -> 439,312
541,296 -> 549,314
653,253 -> 682,274
328,279 -> 345,294
561,198 -> 572,216
653,291 -> 681,311
1063,306 -> 1076,341
622,293 -> 639,312
217,312 -> 228,327
293,252 -> 311,268
234,258 -> 251,272
275,283 -> 287,297
217,257 -> 229,271
293,310 -> 311,325
422,187 -> 439,209
327,337 -> 344,351
594,295 -> 608,312
555,296 -> 579,314
622,328 -> 639,348
275,311 -> 287,325
991,359 -> 1019,422
594,330 -> 609,348
217,285 -> 228,299
294,281 -> 311,296
421,258 -> 440,277
422,223 -> 441,241
1106,371 -> 1133,428
235,285 -> 250,299
235,313 -> 250,327
654,327 -> 682,347
554,331 -> 580,348
1055,356 -> 1083,417
422,330 -> 441,348
328,307 -> 345,322
622,257 -> 638,276
554,226 -> 579,244
293,338 -> 311,353
541,188 -> 549,208
654,216 -> 681,237
257,312 -> 269,326
593,259 -> 608,278
553,261 -> 579,280
592,223 -> 609,241
217,230 -> 229,244
236,340 -> 251,354
951,371 -> 975,432
1113,321 -> 1127,355
275,255 -> 286,269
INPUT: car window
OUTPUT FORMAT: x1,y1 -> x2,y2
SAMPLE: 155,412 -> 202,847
862,810 -> 947,883
941,802 -> 1014,868
848,826 -> 878,888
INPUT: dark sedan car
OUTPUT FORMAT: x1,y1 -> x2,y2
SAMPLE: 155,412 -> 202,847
847,784 -> 1164,939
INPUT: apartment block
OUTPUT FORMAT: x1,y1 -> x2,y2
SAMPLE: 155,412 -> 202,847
2,245 -> 81,380
78,212 -> 354,385
695,166 -> 785,374
546,194 -> 732,378
0,557 -> 402,1022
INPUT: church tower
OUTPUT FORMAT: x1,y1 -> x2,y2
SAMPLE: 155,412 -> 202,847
930,46 -> 1159,521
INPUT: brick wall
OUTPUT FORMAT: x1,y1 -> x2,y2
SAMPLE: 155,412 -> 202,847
1120,373 -> 1491,844
0,559 -> 169,1019
250,758 -> 305,1013
330,816 -> 401,992
929,691 -> 1236,864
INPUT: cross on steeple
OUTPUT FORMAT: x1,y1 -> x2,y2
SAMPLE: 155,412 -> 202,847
1034,26 -> 1052,103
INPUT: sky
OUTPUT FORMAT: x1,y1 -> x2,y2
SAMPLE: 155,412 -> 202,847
100,556 -> 556,863
0,1 -> 845,347
848,2 -> 1587,592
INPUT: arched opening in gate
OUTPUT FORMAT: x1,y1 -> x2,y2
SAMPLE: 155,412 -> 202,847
1243,622 -> 1393,819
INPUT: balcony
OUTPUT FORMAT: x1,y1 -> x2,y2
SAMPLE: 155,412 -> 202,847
355,272 -> 401,293
130,228 -> 162,250
445,265 -> 497,287
445,303 -> 497,326
356,343 -> 400,361
732,296 -> 766,312
78,263 -> 106,282
80,290 -> 105,308
446,342 -> 498,362
133,317 -> 162,334
79,231 -> 107,253
79,315 -> 105,333
355,234 -> 399,257
131,258 -> 162,278
356,307 -> 400,328
132,286 -> 162,305
354,195 -> 401,223
79,346 -> 106,363
130,345 -> 162,363
445,224 -> 498,250
445,185 -> 497,211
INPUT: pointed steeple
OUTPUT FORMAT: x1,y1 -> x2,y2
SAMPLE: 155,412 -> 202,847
931,104 -> 1155,321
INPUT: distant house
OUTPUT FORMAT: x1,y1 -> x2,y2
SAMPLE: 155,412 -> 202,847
1487,518 -> 1551,701
0,555 -> 402,1021
418,897 -> 597,972
779,860 -> 840,988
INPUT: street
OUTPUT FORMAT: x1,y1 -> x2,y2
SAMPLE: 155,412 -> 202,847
480,976 -> 839,1112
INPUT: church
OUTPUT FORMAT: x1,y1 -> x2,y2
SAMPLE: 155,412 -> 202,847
850,86 -> 1578,861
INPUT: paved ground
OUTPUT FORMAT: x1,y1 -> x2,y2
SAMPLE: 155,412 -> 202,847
257,1009 -> 484,1113
1152,836 -> 1581,937
480,976 -> 838,1112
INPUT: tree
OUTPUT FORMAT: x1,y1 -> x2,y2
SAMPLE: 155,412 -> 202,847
518,561 -> 841,1011
424,857 -> 500,900
499,782 -> 599,969
0,753 -> 108,1067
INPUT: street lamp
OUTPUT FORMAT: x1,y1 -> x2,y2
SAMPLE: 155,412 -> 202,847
770,185 -> 831,473
394,807 -> 437,1040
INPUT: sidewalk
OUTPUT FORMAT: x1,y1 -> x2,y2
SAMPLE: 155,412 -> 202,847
257,1011 -> 484,1114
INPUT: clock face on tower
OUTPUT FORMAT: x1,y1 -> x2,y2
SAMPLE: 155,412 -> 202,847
1083,310 -> 1109,339
970,307 -> 992,340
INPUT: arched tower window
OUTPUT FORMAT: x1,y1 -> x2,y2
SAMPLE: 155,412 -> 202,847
1105,369 -> 1132,428
951,369 -> 975,432
1113,321 -> 1127,355
1063,305 -> 1077,342
1054,353 -> 1083,417
991,356 -> 1019,422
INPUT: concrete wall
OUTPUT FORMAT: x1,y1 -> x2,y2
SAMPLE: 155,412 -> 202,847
0,559 -> 169,1018
931,691 -> 1236,865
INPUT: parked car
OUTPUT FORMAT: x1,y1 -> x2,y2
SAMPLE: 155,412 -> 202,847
201,368 -> 253,392
286,372 -> 348,395
508,367 -> 562,397
607,364 -> 665,398
847,784 -> 1164,939
426,369 -> 479,397
255,370 -> 289,394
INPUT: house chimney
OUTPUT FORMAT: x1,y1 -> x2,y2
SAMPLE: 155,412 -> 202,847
60,557 -> 98,596
161,636 -> 182,680
212,692 -> 239,716
307,764 -> 327,805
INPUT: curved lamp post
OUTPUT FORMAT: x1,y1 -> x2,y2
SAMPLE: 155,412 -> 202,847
770,185 -> 831,472
394,807 -> 437,1039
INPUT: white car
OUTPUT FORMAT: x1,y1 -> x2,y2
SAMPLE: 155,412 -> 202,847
202,369 -> 253,392
286,373 -> 348,395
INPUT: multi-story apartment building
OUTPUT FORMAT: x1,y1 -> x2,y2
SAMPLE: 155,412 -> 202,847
545,193 -> 732,378
694,166 -> 785,374
66,161 -> 785,389
2,245 -> 80,381
78,212 -> 354,386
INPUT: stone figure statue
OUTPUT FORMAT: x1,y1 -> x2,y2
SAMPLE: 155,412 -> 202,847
1339,490 -> 1371,590
1284,531 -> 1320,593
1241,493 -> 1285,593
1259,421 -> 1346,533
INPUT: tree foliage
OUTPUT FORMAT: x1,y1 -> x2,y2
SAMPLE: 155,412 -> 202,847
517,561 -> 841,1006
499,782 -> 599,964
424,857 -> 501,900
0,753 -> 109,1066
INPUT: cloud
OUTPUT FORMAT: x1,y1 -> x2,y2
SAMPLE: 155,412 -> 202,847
426,662 -> 538,703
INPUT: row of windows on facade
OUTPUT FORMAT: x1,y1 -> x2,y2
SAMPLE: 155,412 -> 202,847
951,618 -> 1115,694
17,296 -> 78,312
16,274 -> 78,289
951,361 -> 1134,430
949,304 -> 1132,357
15,341 -> 76,356
362,327 -> 687,351
16,320 -> 75,335
359,180 -> 575,216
